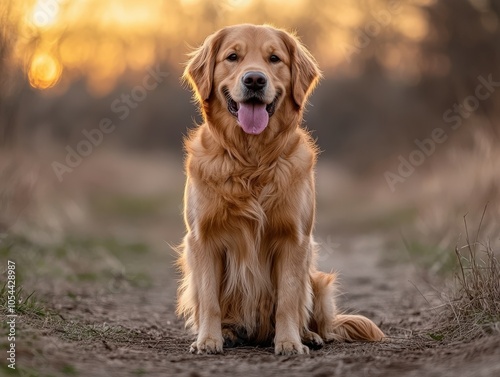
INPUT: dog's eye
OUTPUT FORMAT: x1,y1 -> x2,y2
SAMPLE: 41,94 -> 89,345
226,53 -> 238,62
269,54 -> 281,63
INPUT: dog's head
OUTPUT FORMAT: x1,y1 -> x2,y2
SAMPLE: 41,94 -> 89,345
183,24 -> 321,135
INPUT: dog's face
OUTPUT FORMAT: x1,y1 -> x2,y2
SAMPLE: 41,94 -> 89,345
214,26 -> 289,135
184,24 -> 321,135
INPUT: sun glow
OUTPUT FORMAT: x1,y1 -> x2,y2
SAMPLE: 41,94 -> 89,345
28,53 -> 63,89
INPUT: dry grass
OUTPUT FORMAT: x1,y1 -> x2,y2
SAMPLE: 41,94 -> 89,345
437,207 -> 500,341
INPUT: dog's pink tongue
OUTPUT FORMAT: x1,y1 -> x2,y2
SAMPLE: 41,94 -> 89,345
237,102 -> 269,135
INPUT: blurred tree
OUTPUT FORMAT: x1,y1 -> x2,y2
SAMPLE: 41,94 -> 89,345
421,0 -> 500,131
0,1 -> 20,147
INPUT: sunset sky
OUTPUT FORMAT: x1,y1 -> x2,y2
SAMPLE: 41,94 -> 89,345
6,0 -> 443,95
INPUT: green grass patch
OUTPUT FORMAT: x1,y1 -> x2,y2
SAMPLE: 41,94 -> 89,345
371,207 -> 418,230
402,238 -> 457,275
91,194 -> 170,218
62,236 -> 149,256
428,332 -> 444,341
0,364 -> 55,377
0,283 -> 47,317
0,233 -> 150,289
60,364 -> 78,375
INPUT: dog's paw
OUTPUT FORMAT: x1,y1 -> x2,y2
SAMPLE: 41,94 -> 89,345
302,330 -> 324,350
275,340 -> 309,355
190,336 -> 223,354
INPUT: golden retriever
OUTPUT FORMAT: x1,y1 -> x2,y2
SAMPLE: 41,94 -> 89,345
177,24 -> 384,355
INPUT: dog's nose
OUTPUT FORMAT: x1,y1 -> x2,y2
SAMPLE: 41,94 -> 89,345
242,71 -> 267,91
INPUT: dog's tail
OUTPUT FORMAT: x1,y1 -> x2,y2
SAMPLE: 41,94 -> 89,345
310,270 -> 385,342
328,314 -> 384,342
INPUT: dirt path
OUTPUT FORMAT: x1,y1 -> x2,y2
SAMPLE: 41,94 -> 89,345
10,229 -> 500,377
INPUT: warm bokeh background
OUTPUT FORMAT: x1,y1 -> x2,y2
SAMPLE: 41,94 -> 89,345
2,3 -> 500,374
1,0 -> 500,257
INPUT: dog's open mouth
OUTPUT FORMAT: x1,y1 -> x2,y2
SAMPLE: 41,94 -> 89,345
225,90 -> 279,135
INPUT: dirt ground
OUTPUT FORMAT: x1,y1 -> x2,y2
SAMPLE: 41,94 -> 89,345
2,155 -> 500,377
5,233 -> 498,377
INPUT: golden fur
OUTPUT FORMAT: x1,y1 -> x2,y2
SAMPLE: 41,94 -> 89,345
177,24 -> 384,355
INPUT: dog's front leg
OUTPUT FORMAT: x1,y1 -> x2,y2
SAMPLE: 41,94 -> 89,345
187,235 -> 224,354
274,240 -> 310,355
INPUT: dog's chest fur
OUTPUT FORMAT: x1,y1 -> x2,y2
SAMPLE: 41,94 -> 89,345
194,152 -> 303,232
185,127 -> 316,256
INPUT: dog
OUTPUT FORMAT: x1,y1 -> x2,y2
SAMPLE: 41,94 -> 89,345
177,24 -> 384,355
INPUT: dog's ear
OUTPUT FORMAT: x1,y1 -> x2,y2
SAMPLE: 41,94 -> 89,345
280,30 -> 322,109
183,29 -> 226,103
